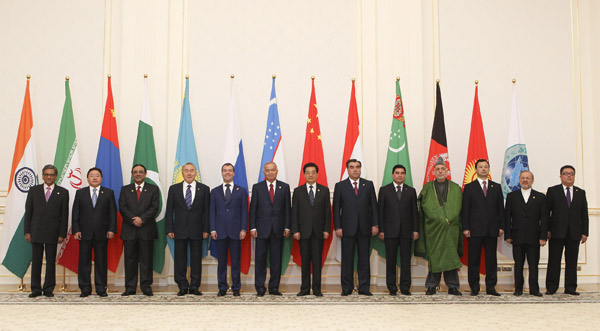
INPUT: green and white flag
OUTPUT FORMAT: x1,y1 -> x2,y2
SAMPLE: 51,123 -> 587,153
132,77 -> 166,273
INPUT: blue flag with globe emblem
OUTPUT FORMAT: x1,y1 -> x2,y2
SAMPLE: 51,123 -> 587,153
499,83 -> 529,258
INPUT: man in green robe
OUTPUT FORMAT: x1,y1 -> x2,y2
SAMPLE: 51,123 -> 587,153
415,158 -> 463,295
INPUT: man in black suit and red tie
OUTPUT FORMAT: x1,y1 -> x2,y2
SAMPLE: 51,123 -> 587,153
119,164 -> 160,296
333,159 -> 378,296
72,167 -> 117,297
545,165 -> 589,295
166,162 -> 210,296
292,162 -> 331,297
504,170 -> 547,297
462,159 -> 504,296
250,162 -> 291,296
24,164 -> 69,298
377,164 -> 419,296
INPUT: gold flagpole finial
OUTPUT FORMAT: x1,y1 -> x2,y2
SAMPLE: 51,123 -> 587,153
475,80 -> 479,85
26,74 -> 31,80
65,76 -> 69,81
352,78 -> 355,82
272,74 -> 276,79
512,79 -> 517,84
396,76 -> 400,81
144,74 -> 148,78
185,75 -> 189,79
107,74 -> 111,78
231,74 -> 235,79
311,75 -> 315,80
436,79 -> 440,83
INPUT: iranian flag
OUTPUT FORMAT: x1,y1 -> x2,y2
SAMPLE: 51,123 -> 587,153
55,78 -> 86,273
132,77 -> 166,273
460,84 -> 490,274
0,77 -> 38,278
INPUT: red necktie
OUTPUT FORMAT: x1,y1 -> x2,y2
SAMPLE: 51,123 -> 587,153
269,183 -> 274,203
136,185 -> 141,201
353,181 -> 358,196
482,181 -> 487,197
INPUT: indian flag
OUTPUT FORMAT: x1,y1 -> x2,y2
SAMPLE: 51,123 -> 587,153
1,77 -> 38,278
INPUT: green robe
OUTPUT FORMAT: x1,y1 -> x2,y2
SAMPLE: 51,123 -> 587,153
414,180 -> 463,273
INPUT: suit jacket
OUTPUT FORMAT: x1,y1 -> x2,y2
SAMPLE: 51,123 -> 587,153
72,186 -> 117,240
165,181 -> 210,240
119,182 -> 160,241
377,183 -> 418,239
333,178 -> 378,237
24,184 -> 69,244
546,184 -> 589,240
249,180 -> 291,239
504,189 -> 549,245
291,183 -> 331,239
209,184 -> 249,240
461,179 -> 504,237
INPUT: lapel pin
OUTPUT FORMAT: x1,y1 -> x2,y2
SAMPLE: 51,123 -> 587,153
101,191 -> 104,194
362,183 -> 365,187
318,189 -> 321,192
57,192 -> 60,195
236,187 -> 239,191
278,186 -> 282,189
131,190 -> 134,192
533,196 -> 536,199
576,189 -> 579,192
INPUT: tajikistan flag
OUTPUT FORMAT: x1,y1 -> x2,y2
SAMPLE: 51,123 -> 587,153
1,77 -> 38,278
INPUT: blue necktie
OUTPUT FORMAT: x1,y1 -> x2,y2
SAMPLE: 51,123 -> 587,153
225,184 -> 232,203
92,188 -> 98,208
185,184 -> 192,209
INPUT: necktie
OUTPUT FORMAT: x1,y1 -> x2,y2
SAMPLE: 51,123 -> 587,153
225,184 -> 232,203
566,187 -> 572,208
185,184 -> 192,209
269,183 -> 274,203
92,188 -> 98,208
45,187 -> 51,202
136,185 -> 141,201
396,185 -> 402,201
353,181 -> 358,196
309,185 -> 315,206
482,181 -> 487,197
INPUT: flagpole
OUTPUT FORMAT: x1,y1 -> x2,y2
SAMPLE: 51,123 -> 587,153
60,266 -> 68,292
19,278 -> 25,292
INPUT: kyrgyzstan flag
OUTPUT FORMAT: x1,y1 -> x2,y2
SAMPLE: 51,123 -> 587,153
293,77 -> 331,268
460,83 -> 490,274
423,81 -> 451,185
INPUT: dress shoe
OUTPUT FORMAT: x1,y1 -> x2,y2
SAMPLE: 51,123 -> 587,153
189,289 -> 202,296
269,290 -> 283,296
142,289 -> 153,297
97,292 -> 108,297
217,290 -> 227,297
426,287 -> 436,295
297,290 -> 310,297
513,290 -> 523,296
565,290 -> 580,296
256,290 -> 266,297
389,290 -> 397,296
530,291 -> 543,297
486,290 -> 501,296
470,290 -> 479,296
448,288 -> 462,296
358,291 -> 373,296
44,292 -> 54,298
341,291 -> 351,296
80,292 -> 90,298
313,292 -> 323,297
401,290 -> 412,296
177,289 -> 188,296
121,290 -> 136,296
545,289 -> 556,295
233,290 -> 241,297
29,292 -> 42,298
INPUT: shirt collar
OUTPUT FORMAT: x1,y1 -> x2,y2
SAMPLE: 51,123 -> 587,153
44,183 -> 55,191
266,180 -> 277,188
135,182 -> 145,190
90,185 -> 101,192
184,180 -> 196,189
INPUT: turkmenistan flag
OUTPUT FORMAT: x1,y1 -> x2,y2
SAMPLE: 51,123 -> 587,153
55,78 -> 85,273
374,78 -> 414,266
0,77 -> 38,278
132,77 -> 166,273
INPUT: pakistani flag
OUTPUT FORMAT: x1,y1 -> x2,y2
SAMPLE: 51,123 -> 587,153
133,77 -> 167,273
374,78 -> 414,266
1,78 -> 37,278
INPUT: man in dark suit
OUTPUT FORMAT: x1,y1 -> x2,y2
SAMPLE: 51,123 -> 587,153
333,159 -> 378,296
504,170 -> 548,297
292,162 -> 331,297
545,165 -> 589,295
462,159 -> 504,296
119,164 -> 159,296
24,164 -> 69,298
72,167 -> 117,297
377,164 -> 419,296
210,163 -> 248,297
250,162 -> 291,296
166,162 -> 210,296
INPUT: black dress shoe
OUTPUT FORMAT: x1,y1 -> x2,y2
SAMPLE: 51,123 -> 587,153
297,290 -> 310,297
189,289 -> 202,296
426,287 -> 436,295
401,290 -> 412,296
389,290 -> 397,296
341,291 -> 351,296
121,290 -> 136,296
44,292 -> 54,298
486,290 -> 501,296
80,292 -> 90,298
470,290 -> 479,296
177,289 -> 188,296
513,290 -> 523,296
313,292 -> 323,297
142,289 -> 153,297
269,290 -> 283,296
530,291 -> 543,297
97,292 -> 108,297
565,290 -> 580,296
217,290 -> 227,297
358,291 -> 373,296
29,292 -> 42,298
448,288 -> 462,296
233,290 -> 241,297
546,289 -> 556,295
257,290 -> 266,297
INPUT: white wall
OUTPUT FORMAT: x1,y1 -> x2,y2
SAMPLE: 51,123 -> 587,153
0,0 -> 598,288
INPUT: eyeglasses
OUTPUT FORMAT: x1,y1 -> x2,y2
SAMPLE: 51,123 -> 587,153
42,173 -> 57,177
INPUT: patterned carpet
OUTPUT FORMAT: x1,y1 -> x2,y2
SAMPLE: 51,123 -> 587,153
1,291 -> 598,305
